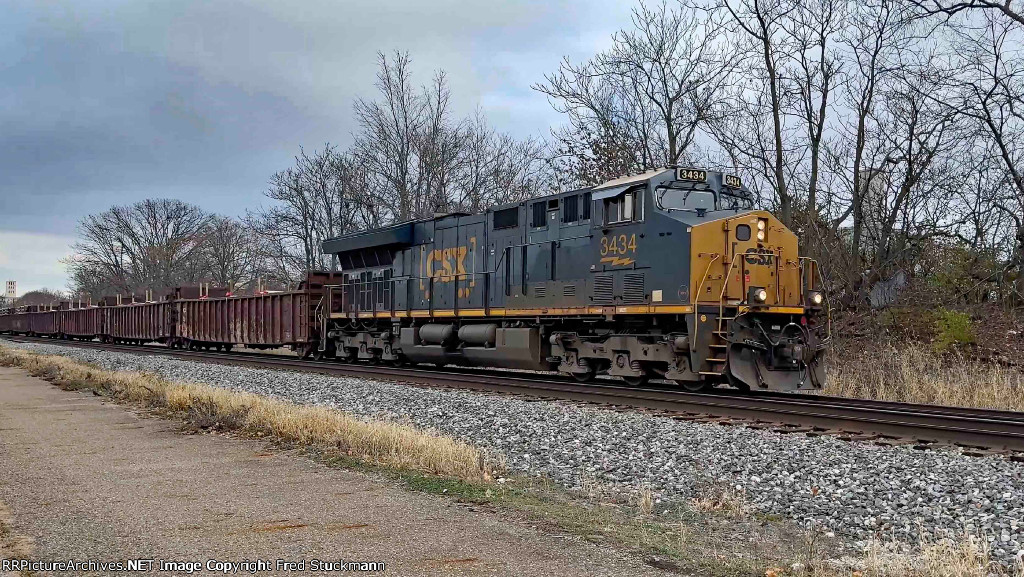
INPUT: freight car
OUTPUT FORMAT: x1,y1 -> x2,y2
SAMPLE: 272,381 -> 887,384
317,167 -> 828,392
0,278 -> 338,354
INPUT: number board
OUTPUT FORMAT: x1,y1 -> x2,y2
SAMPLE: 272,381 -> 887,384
724,174 -> 743,188
676,168 -> 707,182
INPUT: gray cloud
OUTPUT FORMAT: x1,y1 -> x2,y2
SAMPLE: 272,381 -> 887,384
0,0 -> 632,291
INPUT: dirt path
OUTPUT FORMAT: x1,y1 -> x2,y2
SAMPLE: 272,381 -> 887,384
0,367 -> 662,576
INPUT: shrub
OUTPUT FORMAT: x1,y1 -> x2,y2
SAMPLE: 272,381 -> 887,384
933,309 -> 975,352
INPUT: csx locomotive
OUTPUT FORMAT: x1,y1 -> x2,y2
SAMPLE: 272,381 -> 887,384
319,167 -> 828,392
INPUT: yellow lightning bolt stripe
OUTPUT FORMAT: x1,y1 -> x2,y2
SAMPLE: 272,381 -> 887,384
600,256 -> 636,266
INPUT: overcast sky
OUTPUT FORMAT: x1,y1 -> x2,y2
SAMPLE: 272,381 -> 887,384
0,0 -> 635,294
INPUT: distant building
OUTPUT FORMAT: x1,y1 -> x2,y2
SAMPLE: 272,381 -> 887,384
2,281 -> 14,308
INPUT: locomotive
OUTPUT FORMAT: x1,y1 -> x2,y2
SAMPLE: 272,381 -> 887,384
319,166 -> 828,392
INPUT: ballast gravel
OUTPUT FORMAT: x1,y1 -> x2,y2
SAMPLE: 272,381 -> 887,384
8,341 -> 1024,564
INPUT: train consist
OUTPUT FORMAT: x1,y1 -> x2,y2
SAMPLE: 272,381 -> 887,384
0,167 -> 828,393
0,277 -> 340,354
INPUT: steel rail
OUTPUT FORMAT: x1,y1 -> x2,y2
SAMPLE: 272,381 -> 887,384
4,335 -> 1024,454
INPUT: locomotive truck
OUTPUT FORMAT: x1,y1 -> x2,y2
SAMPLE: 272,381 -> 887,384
318,166 -> 828,392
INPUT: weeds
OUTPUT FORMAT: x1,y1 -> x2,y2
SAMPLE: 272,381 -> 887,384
690,484 -> 750,519
0,346 -> 494,481
933,309 -> 976,353
803,533 -> 1024,577
827,342 -> 1024,411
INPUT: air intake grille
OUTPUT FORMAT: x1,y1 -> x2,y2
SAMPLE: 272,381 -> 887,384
533,284 -> 547,298
623,273 -> 646,303
593,275 -> 614,304
563,284 -> 577,297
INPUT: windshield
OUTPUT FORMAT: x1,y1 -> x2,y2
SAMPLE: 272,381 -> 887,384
657,187 -> 715,212
719,189 -> 754,210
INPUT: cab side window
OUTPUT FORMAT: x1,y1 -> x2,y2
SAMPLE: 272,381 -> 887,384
605,190 -> 637,224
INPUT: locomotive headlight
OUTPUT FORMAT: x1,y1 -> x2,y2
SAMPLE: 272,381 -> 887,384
748,286 -> 768,304
756,230 -> 766,241
809,291 -> 824,306
757,220 -> 766,230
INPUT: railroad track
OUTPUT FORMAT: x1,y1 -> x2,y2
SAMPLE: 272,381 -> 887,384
5,335 -> 1024,458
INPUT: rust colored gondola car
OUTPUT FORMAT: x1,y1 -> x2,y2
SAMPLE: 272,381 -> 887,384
27,308 -> 60,337
7,312 -> 30,335
59,307 -> 103,340
0,310 -> 14,334
174,292 -> 310,351
103,301 -> 174,345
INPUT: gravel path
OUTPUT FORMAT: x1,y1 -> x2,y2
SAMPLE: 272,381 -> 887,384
7,341 -> 1024,565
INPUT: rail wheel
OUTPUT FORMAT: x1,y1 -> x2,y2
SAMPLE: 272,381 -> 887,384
224,344 -> 233,353
571,368 -> 597,383
388,356 -> 407,368
677,379 -> 709,393
622,374 -> 650,387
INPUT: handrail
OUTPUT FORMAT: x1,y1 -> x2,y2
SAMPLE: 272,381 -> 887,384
691,252 -> 721,351
717,252 -> 745,326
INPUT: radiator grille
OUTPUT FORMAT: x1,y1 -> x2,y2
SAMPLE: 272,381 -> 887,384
593,275 -> 614,304
562,284 -> 577,297
623,273 -> 646,303
533,284 -> 547,298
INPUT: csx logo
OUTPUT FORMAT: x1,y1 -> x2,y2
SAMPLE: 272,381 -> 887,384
426,246 -> 469,282
420,238 -> 479,299
744,247 -> 775,266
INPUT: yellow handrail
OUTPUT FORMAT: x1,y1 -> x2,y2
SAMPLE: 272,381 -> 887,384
717,252 -> 744,325
691,253 -> 721,350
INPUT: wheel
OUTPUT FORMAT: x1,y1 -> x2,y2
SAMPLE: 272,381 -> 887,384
312,349 -> 326,361
571,368 -> 597,383
434,362 -> 447,369
622,374 -> 650,387
224,344 -> 233,353
388,357 -> 407,368
677,380 -> 709,393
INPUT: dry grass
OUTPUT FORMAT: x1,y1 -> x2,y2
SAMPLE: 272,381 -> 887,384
827,342 -> 1024,411
0,500 -> 34,577
0,346 -> 494,482
690,484 -> 751,519
795,533 -> 1024,577
633,485 -> 654,516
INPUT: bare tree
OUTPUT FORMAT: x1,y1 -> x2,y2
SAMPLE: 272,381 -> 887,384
822,0 -> 916,276
950,12 -> 1024,301
66,199 -> 214,297
783,0 -> 845,215
199,216 -> 261,290
715,0 -> 796,224
537,0 -> 733,186
910,0 -> 1024,27
14,289 -> 66,307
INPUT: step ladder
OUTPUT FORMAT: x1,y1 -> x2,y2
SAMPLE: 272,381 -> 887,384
699,311 -> 735,377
